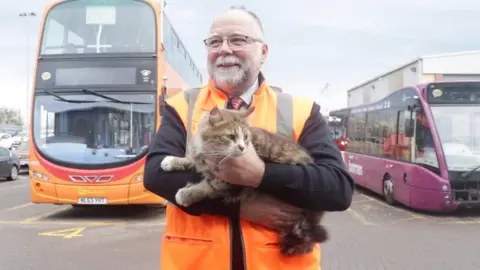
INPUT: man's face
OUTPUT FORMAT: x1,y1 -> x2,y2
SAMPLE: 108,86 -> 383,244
206,11 -> 268,92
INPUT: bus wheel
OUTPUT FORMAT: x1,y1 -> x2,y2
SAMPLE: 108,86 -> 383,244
383,176 -> 395,205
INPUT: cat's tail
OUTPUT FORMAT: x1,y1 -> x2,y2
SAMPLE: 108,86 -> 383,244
311,224 -> 329,243
307,211 -> 329,243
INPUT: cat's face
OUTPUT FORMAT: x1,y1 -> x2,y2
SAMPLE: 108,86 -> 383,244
197,106 -> 255,157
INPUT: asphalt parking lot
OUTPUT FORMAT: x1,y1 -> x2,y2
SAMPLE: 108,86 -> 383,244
1,176 -> 480,270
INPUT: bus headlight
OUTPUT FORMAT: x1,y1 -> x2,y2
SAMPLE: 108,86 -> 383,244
442,184 -> 448,191
30,170 -> 49,182
135,174 -> 143,182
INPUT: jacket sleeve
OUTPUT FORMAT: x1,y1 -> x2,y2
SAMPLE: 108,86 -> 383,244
143,102 -> 240,217
257,102 -> 354,212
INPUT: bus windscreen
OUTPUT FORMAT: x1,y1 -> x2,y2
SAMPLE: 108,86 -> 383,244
40,0 -> 156,55
33,91 -> 156,167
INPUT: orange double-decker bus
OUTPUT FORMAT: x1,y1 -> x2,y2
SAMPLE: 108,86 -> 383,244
29,0 -> 202,206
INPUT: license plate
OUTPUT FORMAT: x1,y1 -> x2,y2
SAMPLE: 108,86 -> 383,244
77,197 -> 108,205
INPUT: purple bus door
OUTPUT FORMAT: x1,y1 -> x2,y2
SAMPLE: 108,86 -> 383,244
384,159 -> 410,206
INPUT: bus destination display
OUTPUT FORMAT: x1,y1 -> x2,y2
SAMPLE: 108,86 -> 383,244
427,82 -> 480,104
55,67 -> 137,86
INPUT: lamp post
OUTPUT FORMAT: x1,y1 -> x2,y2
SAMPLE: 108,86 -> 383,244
319,83 -> 330,115
19,11 -> 37,128
320,83 -> 329,95
160,76 -> 168,116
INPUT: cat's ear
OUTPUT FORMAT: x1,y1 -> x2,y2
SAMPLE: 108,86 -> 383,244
241,106 -> 255,118
208,106 -> 223,125
209,106 -> 221,116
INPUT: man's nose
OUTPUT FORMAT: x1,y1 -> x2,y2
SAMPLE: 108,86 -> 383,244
218,40 -> 233,55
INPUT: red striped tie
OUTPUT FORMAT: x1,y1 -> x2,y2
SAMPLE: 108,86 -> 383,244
229,97 -> 244,110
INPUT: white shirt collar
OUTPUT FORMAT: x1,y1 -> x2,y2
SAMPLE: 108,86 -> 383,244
230,78 -> 259,105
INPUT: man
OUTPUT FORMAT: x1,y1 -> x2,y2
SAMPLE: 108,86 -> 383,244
143,6 -> 354,270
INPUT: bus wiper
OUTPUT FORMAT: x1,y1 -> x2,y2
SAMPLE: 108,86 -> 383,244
460,164 -> 480,180
44,89 -> 97,104
82,88 -> 152,104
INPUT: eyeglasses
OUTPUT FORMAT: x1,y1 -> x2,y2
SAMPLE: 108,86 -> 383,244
203,35 -> 262,51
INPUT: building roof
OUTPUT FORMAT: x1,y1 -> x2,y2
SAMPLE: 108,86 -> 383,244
346,50 -> 480,93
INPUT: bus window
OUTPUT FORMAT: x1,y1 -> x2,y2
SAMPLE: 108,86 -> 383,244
40,0 -> 155,55
347,113 -> 366,153
397,110 -> 412,162
377,110 -> 396,158
414,110 -> 439,170
33,92 -> 155,165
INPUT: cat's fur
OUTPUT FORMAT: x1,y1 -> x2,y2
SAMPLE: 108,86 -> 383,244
160,105 -> 328,256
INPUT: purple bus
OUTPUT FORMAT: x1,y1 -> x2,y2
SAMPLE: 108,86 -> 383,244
330,81 -> 480,212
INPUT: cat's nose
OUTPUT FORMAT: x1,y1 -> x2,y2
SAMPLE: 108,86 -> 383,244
238,145 -> 245,151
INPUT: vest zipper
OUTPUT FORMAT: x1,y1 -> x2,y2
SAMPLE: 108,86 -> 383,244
229,218 -> 234,270
229,216 -> 247,270
238,218 -> 247,270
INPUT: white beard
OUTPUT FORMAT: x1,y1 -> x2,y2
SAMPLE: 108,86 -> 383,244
212,65 -> 247,85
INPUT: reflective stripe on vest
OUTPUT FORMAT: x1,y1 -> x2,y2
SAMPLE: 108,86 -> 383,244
161,85 -> 321,270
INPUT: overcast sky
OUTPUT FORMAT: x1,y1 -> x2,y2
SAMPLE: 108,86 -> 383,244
2,0 -> 480,120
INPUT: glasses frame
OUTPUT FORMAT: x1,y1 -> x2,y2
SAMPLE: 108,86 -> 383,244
203,34 -> 263,51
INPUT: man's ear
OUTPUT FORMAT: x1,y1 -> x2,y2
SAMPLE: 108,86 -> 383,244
260,43 -> 269,64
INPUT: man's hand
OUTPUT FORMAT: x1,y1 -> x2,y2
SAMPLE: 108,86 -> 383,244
239,194 -> 303,231
205,143 -> 265,187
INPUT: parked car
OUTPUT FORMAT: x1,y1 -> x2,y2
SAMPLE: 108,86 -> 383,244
0,132 -> 28,149
11,140 -> 29,172
0,146 -> 20,180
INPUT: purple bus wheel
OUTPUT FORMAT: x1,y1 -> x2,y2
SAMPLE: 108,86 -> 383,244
383,178 -> 395,205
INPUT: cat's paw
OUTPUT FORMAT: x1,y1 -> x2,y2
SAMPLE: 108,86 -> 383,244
160,156 -> 176,171
175,188 -> 192,207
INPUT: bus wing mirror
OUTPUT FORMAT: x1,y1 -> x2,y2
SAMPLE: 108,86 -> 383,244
405,119 -> 414,137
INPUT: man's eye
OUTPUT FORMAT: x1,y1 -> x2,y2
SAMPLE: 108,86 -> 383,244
208,39 -> 222,46
230,37 -> 247,45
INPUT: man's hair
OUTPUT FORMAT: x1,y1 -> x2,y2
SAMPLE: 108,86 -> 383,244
229,5 -> 264,34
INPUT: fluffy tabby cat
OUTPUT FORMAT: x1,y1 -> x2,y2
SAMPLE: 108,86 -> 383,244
160,105 -> 328,255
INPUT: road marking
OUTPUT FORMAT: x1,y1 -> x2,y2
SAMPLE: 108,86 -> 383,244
21,206 -> 71,223
0,220 -> 123,226
39,227 -> 86,239
357,193 -> 426,220
361,204 -> 379,211
346,208 -> 375,225
352,199 -> 375,204
441,219 -> 480,225
387,216 -> 424,224
5,203 -> 32,212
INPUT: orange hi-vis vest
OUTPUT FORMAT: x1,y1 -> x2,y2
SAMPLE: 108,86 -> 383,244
160,79 -> 321,270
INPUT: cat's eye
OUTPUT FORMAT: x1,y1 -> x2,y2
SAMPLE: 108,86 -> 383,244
227,134 -> 236,140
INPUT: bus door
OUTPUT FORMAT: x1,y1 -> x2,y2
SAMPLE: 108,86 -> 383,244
388,110 -> 414,205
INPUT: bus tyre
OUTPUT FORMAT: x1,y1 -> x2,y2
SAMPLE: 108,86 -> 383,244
383,178 -> 395,205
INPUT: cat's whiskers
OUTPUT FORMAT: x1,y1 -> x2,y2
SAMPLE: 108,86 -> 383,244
203,151 -> 230,157
215,152 -> 234,171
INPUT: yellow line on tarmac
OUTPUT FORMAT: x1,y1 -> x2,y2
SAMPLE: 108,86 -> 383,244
0,220 -> 123,226
0,219 -> 169,227
346,208 -> 375,226
5,203 -> 33,212
357,193 -> 426,220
